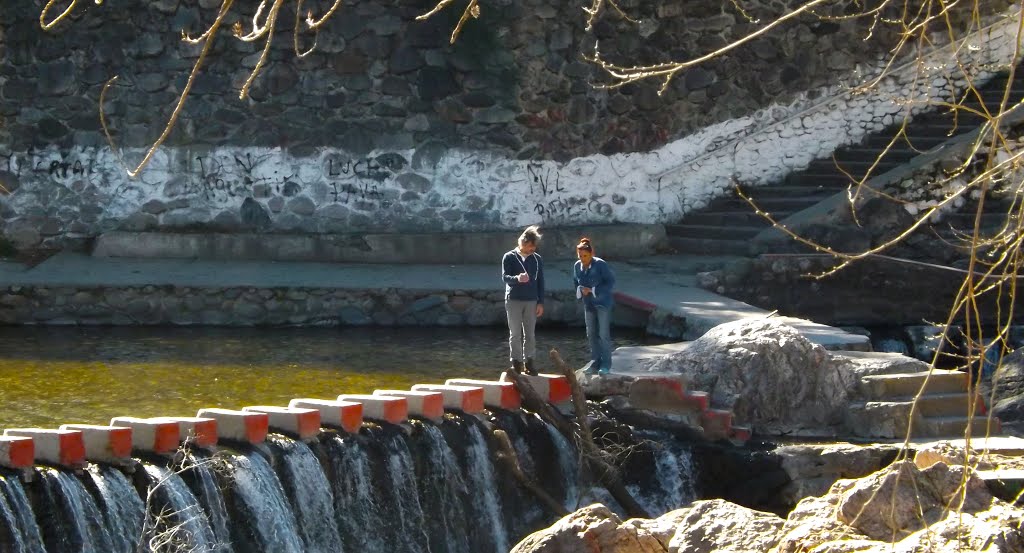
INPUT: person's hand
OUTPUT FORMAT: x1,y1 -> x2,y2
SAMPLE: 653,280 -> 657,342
581,287 -> 592,296
518,273 -> 530,283
536,304 -> 544,317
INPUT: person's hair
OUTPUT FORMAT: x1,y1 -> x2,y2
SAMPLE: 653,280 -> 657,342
519,225 -> 542,246
576,237 -> 593,251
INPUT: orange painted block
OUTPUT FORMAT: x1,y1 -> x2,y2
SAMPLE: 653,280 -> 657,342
289,399 -> 363,434
196,408 -> 270,445
682,391 -> 709,412
542,375 -> 571,404
244,406 -> 322,440
701,409 -> 733,440
445,379 -> 521,410
337,395 -> 408,424
729,425 -> 752,444
374,390 -> 445,422
110,417 -> 181,454
157,417 -> 218,448
0,436 -> 34,469
410,384 -> 485,414
60,424 -> 133,463
4,429 -> 85,468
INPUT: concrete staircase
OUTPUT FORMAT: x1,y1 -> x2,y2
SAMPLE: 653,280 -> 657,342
584,374 -> 752,444
666,65 -> 1024,256
847,369 -> 1001,439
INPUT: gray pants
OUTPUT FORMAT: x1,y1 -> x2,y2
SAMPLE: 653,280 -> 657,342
506,299 -> 538,362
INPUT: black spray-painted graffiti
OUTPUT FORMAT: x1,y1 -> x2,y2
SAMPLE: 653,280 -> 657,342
168,153 -> 289,201
524,162 -> 614,221
325,153 -> 407,209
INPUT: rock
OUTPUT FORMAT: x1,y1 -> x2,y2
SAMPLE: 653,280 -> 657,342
778,444 -> 900,506
641,319 -> 839,435
657,499 -> 785,553
775,460 -> 1024,553
510,504 -> 668,553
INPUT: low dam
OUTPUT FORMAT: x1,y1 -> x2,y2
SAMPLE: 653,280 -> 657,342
0,370 -> 696,553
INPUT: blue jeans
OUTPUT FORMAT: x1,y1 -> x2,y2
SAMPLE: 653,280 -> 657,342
584,304 -> 613,370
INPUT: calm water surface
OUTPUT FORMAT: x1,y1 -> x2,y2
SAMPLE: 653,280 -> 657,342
0,326 -> 659,428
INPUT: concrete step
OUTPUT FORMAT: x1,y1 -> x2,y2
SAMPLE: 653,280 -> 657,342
860,369 -> 969,398
906,392 -> 983,417
921,414 -> 998,438
667,236 -> 751,256
743,185 -> 847,198
977,469 -> 1024,505
834,148 -> 921,164
847,399 -> 995,439
805,159 -> 904,176
682,211 -> 779,226
665,224 -> 765,240
714,196 -> 826,212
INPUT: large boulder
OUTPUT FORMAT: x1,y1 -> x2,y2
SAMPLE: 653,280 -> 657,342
639,319 -> 926,435
993,349 -> 1024,434
510,501 -> 786,553
509,504 -> 667,553
775,459 -> 1024,553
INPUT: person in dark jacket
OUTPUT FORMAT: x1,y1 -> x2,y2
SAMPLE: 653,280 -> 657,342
573,237 -> 615,374
502,225 -> 545,375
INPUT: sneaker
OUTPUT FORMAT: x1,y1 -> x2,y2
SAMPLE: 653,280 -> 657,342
584,362 -> 600,375
598,366 -> 611,375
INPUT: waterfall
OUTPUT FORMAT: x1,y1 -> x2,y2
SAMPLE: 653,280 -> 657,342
83,466 -> 144,553
415,424 -> 470,553
266,435 -> 343,553
380,431 -> 430,553
177,452 -> 234,553
542,421 -> 581,510
142,464 -> 219,551
465,423 -> 509,553
0,474 -> 44,553
626,438 -> 697,516
224,451 -> 305,553
34,468 -> 113,553
326,435 -> 387,553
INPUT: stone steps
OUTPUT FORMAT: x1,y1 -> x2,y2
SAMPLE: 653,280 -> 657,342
848,369 -> 1001,439
585,374 -> 750,444
667,65 -> 1024,256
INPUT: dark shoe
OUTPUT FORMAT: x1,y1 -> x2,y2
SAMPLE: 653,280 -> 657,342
511,359 -> 525,373
524,358 -> 538,376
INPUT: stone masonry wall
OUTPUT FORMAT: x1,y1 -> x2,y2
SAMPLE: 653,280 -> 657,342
0,285 -> 579,327
0,0 -> 1020,250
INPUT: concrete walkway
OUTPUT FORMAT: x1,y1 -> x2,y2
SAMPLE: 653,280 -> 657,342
0,251 -> 869,350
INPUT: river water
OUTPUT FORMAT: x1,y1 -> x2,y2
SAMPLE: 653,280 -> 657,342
0,326 -> 658,428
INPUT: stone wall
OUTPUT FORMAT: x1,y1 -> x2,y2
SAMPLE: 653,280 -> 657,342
1,0 -> 1020,250
0,284 -> 579,326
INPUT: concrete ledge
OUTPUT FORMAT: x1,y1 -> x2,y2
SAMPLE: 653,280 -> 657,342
374,390 -> 444,422
60,424 -> 132,464
410,384 -> 485,414
289,399 -> 363,433
244,406 -> 321,440
0,436 -> 34,469
337,395 -> 409,424
445,379 -> 521,410
91,224 -> 667,264
4,428 -> 85,468
156,417 -> 218,448
502,373 -> 572,404
196,408 -> 269,445
110,417 -> 181,454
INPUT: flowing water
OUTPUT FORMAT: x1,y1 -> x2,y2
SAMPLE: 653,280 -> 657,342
0,474 -> 44,553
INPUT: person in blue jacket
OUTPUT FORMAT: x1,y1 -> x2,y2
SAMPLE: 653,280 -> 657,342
573,237 -> 616,374
502,225 -> 545,375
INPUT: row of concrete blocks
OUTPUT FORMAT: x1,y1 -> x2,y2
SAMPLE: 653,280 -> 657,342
0,373 -> 573,471
627,377 -> 752,443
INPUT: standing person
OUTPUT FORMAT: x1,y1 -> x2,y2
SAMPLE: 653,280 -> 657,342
573,237 -> 616,374
502,225 -> 545,375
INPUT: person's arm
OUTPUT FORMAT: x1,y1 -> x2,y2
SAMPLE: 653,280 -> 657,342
502,253 -> 519,285
535,255 -> 545,305
599,261 -> 616,299
573,264 -> 584,299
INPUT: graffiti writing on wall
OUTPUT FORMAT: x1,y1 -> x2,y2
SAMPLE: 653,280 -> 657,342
520,162 -> 615,223
172,153 -> 280,201
324,152 -> 407,209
